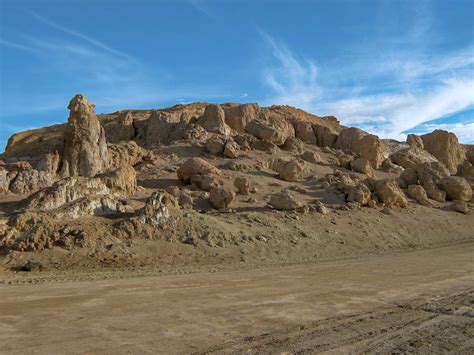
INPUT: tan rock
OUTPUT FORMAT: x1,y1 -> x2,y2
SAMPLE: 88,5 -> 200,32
375,179 -> 408,207
8,169 -> 54,195
60,94 -> 109,177
101,166 -> 137,195
270,159 -> 307,182
56,196 -> 131,219
421,130 -> 466,174
390,147 -> 437,170
206,136 -> 226,155
269,189 -> 303,210
177,158 -> 221,184
197,104 -> 232,136
0,167 -> 9,194
350,158 -> 374,176
438,176 -> 472,202
108,141 -> 146,169
294,121 -> 317,144
209,186 -> 235,209
452,200 -> 469,214
400,167 -> 418,186
407,134 -> 424,149
359,134 -> 385,168
146,111 -> 183,146
137,190 -> 179,227
223,103 -> 260,133
301,151 -> 322,164
234,177 -> 251,195
312,123 -> 338,147
246,116 -> 294,146
407,185 -> 437,207
283,137 -> 304,153
191,174 -> 220,192
345,183 -> 372,206
105,110 -> 136,143
165,186 -> 193,209
223,140 -> 240,158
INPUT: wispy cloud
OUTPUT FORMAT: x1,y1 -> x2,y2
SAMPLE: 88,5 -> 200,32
188,0 -> 213,18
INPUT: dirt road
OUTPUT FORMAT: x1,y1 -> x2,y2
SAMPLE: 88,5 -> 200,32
1,244 -> 473,354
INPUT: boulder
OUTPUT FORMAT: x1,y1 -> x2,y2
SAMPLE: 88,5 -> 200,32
390,147 -> 438,170
438,176 -> 472,202
293,121 -> 317,144
301,151 -> 322,164
177,158 -> 221,184
270,159 -> 307,182
191,174 -> 220,192
234,134 -> 256,151
223,140 -> 240,158
56,196 -> 131,219
400,167 -> 418,186
312,123 -> 338,147
375,179 -> 408,207
37,151 -> 61,174
420,130 -> 466,174
245,116 -> 294,146
209,186 -> 235,209
380,158 -> 404,174
197,104 -> 232,136
360,135 -> 384,169
0,167 -> 8,194
8,169 -> 54,194
206,136 -> 226,155
337,153 -> 354,169
269,190 -> 303,210
345,183 -> 372,206
335,127 -> 367,152
101,166 -> 137,195
234,177 -> 251,195
60,94 -> 109,177
283,137 -> 304,153
108,141 -> 146,169
416,161 -> 450,199
350,158 -> 374,177
223,103 -> 260,133
406,134 -> 424,149
146,111 -> 184,146
165,186 -> 193,209
452,200 -> 469,214
105,110 -> 136,143
407,185 -> 437,207
137,190 -> 179,227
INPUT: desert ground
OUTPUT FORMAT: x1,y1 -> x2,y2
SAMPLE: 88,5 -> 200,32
1,95 -> 473,353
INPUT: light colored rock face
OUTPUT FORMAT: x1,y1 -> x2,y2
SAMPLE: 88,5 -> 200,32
101,166 -> 137,195
234,177 -> 251,195
108,141 -> 146,169
0,168 -> 8,194
269,189 -> 302,210
452,200 -> 469,214
337,153 -> 354,169
407,134 -> 424,150
191,174 -> 219,192
25,177 -> 111,211
283,137 -> 304,153
197,104 -> 232,136
467,149 -> 474,165
245,116 -> 294,146
56,196 -> 130,219
390,148 -> 438,170
223,140 -> 240,158
165,186 -> 193,209
209,186 -> 235,209
223,103 -> 260,133
376,179 -> 408,207
293,121 -> 317,144
407,185 -> 436,207
8,169 -> 54,195
350,158 -> 374,177
206,136 -> 226,155
438,176 -> 472,202
138,190 -> 179,227
359,135 -> 384,169
177,158 -> 221,184
335,127 -> 366,152
270,159 -> 307,182
346,183 -> 372,206
421,130 -> 466,174
60,94 -> 109,177
146,111 -> 183,147
301,151 -> 321,164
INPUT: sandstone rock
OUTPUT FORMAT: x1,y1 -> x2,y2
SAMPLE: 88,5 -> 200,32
283,137 -> 304,153
105,110 -> 136,143
209,186 -> 235,209
234,134 -> 256,151
294,121 -> 317,144
390,148 -> 438,170
108,141 -> 146,169
0,167 -> 8,194
337,153 -> 354,169
345,183 -> 372,206
407,134 -> 424,149
56,196 -> 131,219
400,167 -> 418,186
359,134 -> 385,168
421,130 -> 466,174
37,151 -> 61,174
206,136 -> 226,155
60,94 -> 109,177
138,190 -> 179,227
101,166 -> 137,195
197,104 -> 232,136
146,111 -> 185,146
223,103 -> 260,133
335,127 -> 366,152
234,177 -> 251,195
407,185 -> 437,207
269,190 -> 303,210
375,179 -> 408,207
191,174 -> 220,192
350,158 -> 374,177
301,151 -> 322,164
452,200 -> 469,214
467,148 -> 474,165
165,186 -> 193,209
251,139 -> 279,154
438,176 -> 472,202
380,158 -> 404,174
312,123 -> 338,147
223,140 -> 240,158
270,159 -> 307,182
314,200 -> 330,214
9,169 -> 54,195
246,116 -> 294,146
177,158 -> 221,184
416,161 -> 450,195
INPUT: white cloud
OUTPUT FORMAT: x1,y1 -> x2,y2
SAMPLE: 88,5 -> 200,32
421,122 -> 474,144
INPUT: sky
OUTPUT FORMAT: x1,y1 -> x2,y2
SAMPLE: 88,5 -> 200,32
0,0 -> 473,152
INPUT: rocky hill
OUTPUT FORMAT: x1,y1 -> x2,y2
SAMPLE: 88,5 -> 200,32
0,94 -> 473,273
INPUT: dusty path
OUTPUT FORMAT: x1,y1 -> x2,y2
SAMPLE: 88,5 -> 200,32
0,244 -> 473,354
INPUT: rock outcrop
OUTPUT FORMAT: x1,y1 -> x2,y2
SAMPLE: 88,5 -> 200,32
197,104 -> 232,136
60,94 -> 109,177
421,130 -> 466,174
375,179 -> 408,207
177,158 -> 221,184
269,190 -> 303,210
137,190 -> 179,227
438,176 -> 472,202
209,186 -> 235,209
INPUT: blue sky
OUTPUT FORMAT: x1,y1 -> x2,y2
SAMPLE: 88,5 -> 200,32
1,0 -> 473,152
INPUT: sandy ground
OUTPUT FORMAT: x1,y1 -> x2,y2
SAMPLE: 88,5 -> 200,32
0,243 -> 473,354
